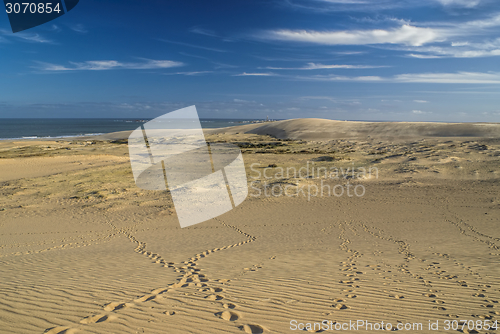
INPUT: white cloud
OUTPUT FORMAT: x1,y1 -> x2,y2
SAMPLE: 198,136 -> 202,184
317,0 -> 371,3
412,110 -> 432,114
434,0 -> 482,8
394,72 -> 500,84
407,54 -> 443,58
190,27 -> 219,38
298,74 -> 384,81
414,100 -> 429,103
0,29 -> 53,43
234,72 -> 276,76
405,37 -> 500,58
259,13 -> 500,57
70,24 -> 87,33
36,59 -> 184,71
297,71 -> 500,84
262,25 -> 443,46
163,71 -> 213,76
265,62 -> 385,70
158,39 -> 227,53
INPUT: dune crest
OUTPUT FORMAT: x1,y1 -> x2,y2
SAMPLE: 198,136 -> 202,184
211,118 -> 500,141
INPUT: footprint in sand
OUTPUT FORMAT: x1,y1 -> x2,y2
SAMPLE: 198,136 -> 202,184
481,304 -> 494,308
433,300 -> 445,304
223,303 -> 237,309
134,294 -> 156,303
45,326 -> 79,334
424,293 -> 437,298
240,324 -> 265,334
206,294 -> 224,301
478,314 -> 493,320
151,287 -> 170,295
80,314 -> 117,324
104,302 -> 129,312
390,295 -> 404,299
332,303 -> 348,310
217,310 -> 240,321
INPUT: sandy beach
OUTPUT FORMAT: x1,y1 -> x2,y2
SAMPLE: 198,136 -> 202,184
1,119 -> 499,334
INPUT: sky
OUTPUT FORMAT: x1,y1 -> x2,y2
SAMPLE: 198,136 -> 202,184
1,0 -> 500,121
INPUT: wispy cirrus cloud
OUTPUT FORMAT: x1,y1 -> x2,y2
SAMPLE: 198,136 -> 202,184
190,27 -> 219,38
296,71 -> 500,84
394,71 -> 500,84
163,71 -> 213,76
0,29 -> 53,43
70,24 -> 88,34
158,39 -> 227,52
402,37 -> 500,58
280,0 -> 416,13
35,59 -> 184,71
281,0 -> 485,12
434,0 -> 482,8
234,72 -> 276,76
264,62 -> 386,70
258,12 -> 500,57
260,25 -> 444,46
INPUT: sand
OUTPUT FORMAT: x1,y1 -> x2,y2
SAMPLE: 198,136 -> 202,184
0,119 -> 499,334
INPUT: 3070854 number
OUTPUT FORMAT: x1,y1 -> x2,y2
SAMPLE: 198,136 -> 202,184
5,3 -> 61,14
444,320 -> 498,331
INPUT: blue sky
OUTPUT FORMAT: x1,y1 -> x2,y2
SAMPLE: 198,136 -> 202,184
1,0 -> 500,121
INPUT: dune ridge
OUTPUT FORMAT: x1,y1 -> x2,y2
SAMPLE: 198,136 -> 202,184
211,118 -> 500,141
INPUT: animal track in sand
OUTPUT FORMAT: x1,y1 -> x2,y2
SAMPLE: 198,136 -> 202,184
223,303 -> 237,309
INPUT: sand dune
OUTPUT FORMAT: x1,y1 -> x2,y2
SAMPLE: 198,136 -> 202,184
211,118 -> 500,140
0,124 -> 499,333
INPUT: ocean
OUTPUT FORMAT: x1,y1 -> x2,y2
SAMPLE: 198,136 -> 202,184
0,118 -> 262,140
